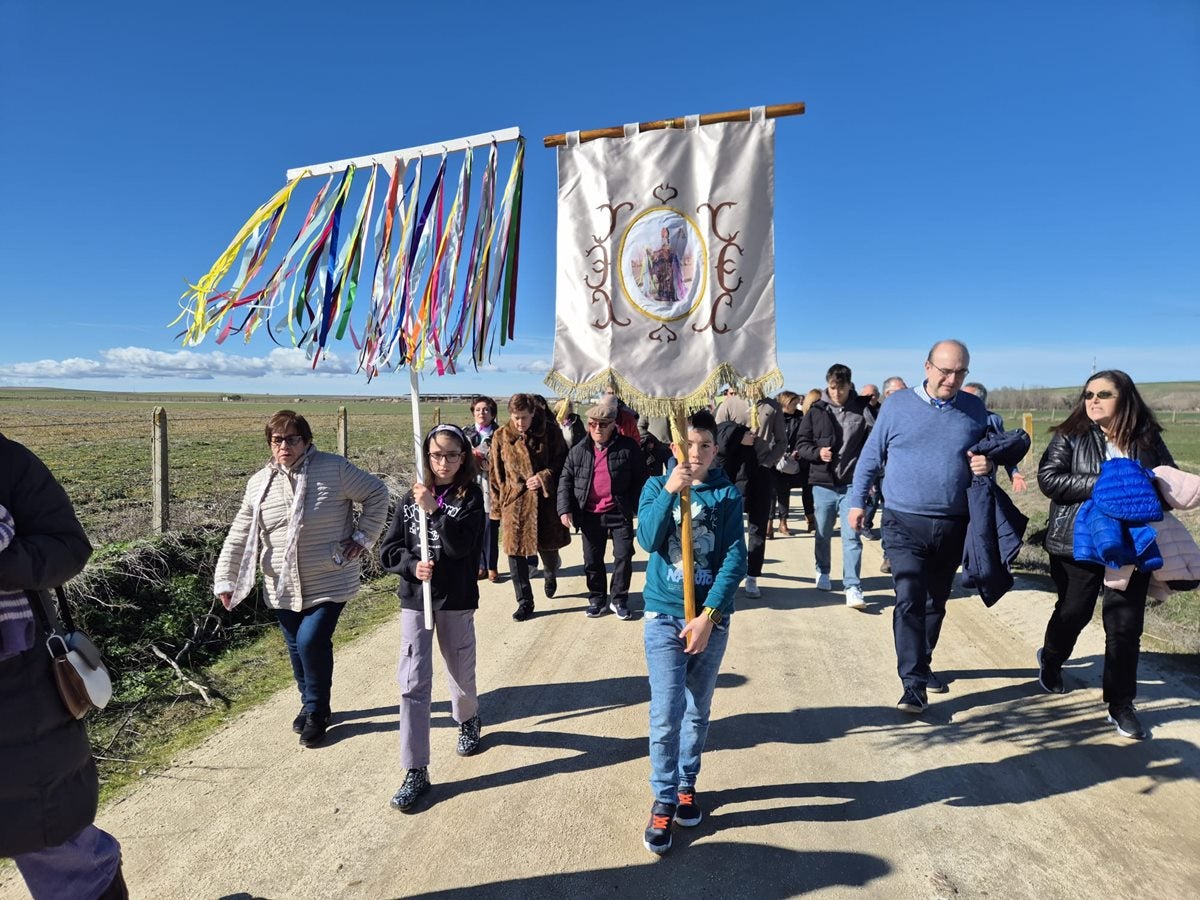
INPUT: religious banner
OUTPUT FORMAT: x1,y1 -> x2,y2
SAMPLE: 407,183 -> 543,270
546,109 -> 780,414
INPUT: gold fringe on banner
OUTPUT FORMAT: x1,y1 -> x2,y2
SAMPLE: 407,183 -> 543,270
543,363 -> 784,419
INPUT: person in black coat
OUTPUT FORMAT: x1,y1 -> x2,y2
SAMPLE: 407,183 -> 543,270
557,403 -> 648,619
0,434 -> 127,898
1036,370 -> 1175,741
380,424 -> 486,811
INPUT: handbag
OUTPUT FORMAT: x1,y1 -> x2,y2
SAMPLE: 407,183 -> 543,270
775,453 -> 801,475
28,587 -> 112,719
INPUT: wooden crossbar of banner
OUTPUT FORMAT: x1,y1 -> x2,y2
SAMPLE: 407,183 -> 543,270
542,101 -> 804,148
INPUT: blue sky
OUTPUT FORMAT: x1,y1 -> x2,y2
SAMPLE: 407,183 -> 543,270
1,0 -> 1197,398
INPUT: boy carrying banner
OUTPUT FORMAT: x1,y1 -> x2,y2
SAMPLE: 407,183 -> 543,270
636,410 -> 747,854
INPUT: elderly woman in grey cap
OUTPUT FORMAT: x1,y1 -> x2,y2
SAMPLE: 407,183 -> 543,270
557,401 -> 648,619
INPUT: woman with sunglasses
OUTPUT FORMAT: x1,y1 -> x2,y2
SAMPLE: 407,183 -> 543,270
214,410 -> 390,748
1036,371 -> 1174,740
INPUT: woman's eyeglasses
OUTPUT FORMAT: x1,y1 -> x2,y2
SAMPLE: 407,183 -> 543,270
1083,390 -> 1117,401
270,435 -> 305,446
430,452 -> 463,463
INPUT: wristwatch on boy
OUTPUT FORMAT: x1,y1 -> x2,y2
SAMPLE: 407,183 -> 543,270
702,605 -> 723,626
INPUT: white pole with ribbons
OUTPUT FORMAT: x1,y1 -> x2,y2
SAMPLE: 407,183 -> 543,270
409,367 -> 434,630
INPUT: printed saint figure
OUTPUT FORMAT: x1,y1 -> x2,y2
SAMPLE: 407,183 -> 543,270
644,225 -> 685,305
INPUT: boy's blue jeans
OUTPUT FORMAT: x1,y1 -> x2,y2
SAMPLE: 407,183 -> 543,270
644,612 -> 731,806
812,484 -> 863,588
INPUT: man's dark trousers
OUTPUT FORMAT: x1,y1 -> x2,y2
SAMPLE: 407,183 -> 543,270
745,465 -> 774,578
580,509 -> 634,606
883,508 -> 969,689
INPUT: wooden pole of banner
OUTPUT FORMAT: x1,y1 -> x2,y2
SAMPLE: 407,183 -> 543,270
542,101 -> 805,148
669,408 -> 699,639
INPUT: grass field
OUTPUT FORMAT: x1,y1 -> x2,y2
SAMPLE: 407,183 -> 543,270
0,390 -> 473,545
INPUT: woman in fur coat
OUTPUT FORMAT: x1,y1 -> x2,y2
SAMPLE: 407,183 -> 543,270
489,393 -> 571,620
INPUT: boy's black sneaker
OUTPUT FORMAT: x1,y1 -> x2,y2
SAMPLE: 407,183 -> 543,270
610,600 -> 632,620
896,686 -> 927,714
390,767 -> 431,811
1037,648 -> 1065,694
292,708 -> 308,734
456,715 -> 482,756
643,801 -> 676,855
586,602 -> 605,618
299,712 -> 328,747
926,671 -> 948,694
674,787 -> 702,827
512,603 -> 534,622
1107,703 -> 1148,740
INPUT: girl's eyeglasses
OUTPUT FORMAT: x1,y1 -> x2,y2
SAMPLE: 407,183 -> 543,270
1083,390 -> 1117,401
430,452 -> 463,463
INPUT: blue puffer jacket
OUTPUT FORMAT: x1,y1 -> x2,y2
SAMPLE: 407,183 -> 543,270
1073,458 -> 1163,570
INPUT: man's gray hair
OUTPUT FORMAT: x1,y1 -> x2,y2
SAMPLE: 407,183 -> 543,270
963,382 -> 988,405
882,376 -> 907,396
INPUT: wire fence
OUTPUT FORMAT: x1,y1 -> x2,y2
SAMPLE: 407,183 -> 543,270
0,400 -> 473,546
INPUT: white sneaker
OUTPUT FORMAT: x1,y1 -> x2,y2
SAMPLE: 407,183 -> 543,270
845,586 -> 866,609
816,573 -> 832,591
744,576 -> 762,598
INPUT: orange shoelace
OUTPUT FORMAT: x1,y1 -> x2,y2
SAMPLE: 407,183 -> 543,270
650,814 -> 672,829
677,790 -> 694,805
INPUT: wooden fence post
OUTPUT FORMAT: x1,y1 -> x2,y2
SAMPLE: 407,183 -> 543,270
337,406 -> 349,457
1022,412 -> 1034,467
434,406 -> 441,426
152,406 -> 169,533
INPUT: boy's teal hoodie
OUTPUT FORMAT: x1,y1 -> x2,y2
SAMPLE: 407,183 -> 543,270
636,466 -> 747,618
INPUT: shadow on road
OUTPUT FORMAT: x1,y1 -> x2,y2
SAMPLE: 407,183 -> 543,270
403,842 -> 890,899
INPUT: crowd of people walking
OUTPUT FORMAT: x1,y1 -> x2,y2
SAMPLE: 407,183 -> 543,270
3,338 -> 1194,895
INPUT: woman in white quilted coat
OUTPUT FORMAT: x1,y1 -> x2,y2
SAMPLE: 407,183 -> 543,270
214,410 -> 389,747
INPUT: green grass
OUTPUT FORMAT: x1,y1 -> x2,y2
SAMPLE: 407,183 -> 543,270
92,576 -> 401,801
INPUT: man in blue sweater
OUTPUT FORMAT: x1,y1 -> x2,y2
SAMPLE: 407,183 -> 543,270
636,410 -> 747,854
850,340 -> 993,713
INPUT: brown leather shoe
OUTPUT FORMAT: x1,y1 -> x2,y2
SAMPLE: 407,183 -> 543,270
779,519 -> 791,536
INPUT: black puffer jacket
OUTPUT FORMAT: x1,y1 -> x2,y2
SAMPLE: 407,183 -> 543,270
795,396 -> 874,488
1038,424 -> 1174,557
0,434 -> 96,856
557,434 -> 647,519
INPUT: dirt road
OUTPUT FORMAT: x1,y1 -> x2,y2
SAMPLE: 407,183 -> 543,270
5,530 -> 1199,898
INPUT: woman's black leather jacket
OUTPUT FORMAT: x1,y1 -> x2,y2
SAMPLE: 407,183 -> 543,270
1038,423 -> 1174,557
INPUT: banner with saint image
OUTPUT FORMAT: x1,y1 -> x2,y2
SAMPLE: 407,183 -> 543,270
546,113 -> 780,413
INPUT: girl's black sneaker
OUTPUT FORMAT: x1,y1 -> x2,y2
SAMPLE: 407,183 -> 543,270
391,767 -> 432,811
457,715 -> 482,756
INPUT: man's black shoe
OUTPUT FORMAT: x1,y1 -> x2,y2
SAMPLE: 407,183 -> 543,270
512,603 -> 534,622
926,671 -> 949,694
292,708 -> 308,734
643,801 -> 676,854
1037,648 -> 1065,694
611,600 -> 632,620
299,711 -> 329,747
1107,703 -> 1148,740
544,571 -> 558,598
896,686 -> 927,714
